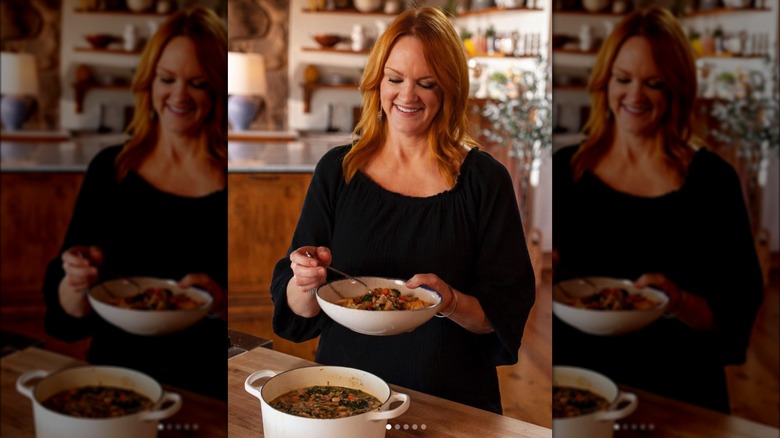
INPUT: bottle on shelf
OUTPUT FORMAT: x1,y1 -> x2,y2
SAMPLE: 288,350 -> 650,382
351,24 -> 367,52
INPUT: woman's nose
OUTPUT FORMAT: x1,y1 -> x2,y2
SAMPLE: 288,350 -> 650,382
627,81 -> 644,98
398,82 -> 417,102
171,81 -> 189,98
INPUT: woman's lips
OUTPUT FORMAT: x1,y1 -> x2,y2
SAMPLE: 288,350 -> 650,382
165,103 -> 194,114
621,103 -> 650,114
395,104 -> 421,114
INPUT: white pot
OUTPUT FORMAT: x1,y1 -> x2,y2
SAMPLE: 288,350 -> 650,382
553,366 -> 638,438
17,366 -> 181,438
245,366 -> 410,438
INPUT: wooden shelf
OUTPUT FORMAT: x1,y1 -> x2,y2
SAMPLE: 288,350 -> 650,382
684,6 -> 771,18
553,47 -> 599,55
74,8 -> 169,16
301,7 -> 397,16
552,8 -> 625,16
73,83 -> 131,113
302,47 -> 371,55
697,54 -> 769,60
301,83 -> 359,113
553,83 -> 587,91
74,47 -> 143,55
469,53 -> 540,59
457,6 -> 544,17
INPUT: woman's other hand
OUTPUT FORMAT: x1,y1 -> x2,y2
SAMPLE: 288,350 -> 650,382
406,273 -> 493,334
178,273 -> 226,319
634,273 -> 717,331
286,246 -> 331,317
58,246 -> 103,317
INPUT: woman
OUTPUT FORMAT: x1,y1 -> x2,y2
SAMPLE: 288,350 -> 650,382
270,7 -> 536,414
42,7 -> 227,399
553,6 -> 763,413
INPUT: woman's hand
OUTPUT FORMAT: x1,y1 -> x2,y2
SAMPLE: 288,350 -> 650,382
406,273 -> 493,334
178,273 -> 226,319
286,246 -> 332,317
634,273 -> 717,331
58,246 -> 103,318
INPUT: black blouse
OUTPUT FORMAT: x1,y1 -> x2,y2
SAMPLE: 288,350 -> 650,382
552,144 -> 763,413
42,145 -> 227,399
270,145 -> 536,414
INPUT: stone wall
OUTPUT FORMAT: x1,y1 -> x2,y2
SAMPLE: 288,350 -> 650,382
227,0 -> 287,131
1,0 -> 62,130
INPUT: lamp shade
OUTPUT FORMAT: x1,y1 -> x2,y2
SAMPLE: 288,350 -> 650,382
0,52 -> 39,96
228,52 -> 267,97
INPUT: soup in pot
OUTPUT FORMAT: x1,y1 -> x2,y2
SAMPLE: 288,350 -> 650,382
269,385 -> 382,418
42,385 -> 154,418
553,385 -> 610,418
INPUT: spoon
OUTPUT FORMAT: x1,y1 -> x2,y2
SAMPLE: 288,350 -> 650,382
554,265 -> 599,299
304,251 -> 372,296
76,251 -> 142,298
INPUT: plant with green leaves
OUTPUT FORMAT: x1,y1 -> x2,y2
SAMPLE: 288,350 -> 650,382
480,56 -> 552,229
709,57 -> 779,229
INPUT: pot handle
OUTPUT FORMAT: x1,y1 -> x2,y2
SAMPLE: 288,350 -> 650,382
365,390 -> 410,422
139,391 -> 182,422
16,369 -> 49,400
594,391 -> 638,422
244,370 -> 279,400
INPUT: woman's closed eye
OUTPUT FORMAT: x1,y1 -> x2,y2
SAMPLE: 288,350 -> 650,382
645,80 -> 665,90
190,80 -> 209,90
387,77 -> 436,90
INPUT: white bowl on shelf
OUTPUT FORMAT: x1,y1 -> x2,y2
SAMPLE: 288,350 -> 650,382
353,0 -> 383,12
582,0 -> 610,12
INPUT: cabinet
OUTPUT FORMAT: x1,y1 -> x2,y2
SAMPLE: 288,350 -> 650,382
0,172 -> 93,360
59,0 -> 172,131
288,0 -> 551,131
227,172 -> 319,361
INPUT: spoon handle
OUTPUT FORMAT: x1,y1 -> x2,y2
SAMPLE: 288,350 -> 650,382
304,251 -> 373,294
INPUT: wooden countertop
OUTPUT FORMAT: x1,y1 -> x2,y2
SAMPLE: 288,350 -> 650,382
0,347 -> 227,438
227,346 -> 552,437
612,384 -> 779,438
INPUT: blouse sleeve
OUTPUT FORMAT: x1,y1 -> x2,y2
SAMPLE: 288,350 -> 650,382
269,147 -> 347,342
470,152 -> 537,366
42,147 -> 120,341
690,152 -> 764,364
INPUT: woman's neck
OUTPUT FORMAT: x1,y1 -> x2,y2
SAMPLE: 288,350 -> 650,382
136,131 -> 224,197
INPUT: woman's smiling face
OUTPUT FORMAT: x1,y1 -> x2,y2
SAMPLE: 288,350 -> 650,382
151,36 -> 213,138
607,36 -> 669,139
379,36 -> 443,139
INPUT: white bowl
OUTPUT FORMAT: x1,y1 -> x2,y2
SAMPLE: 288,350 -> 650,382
316,277 -> 442,336
88,277 -> 213,336
552,277 -> 669,336
582,0 -> 610,11
353,0 -> 383,12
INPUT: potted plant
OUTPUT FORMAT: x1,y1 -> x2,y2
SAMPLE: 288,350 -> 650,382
709,58 -> 779,233
480,56 -> 552,233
